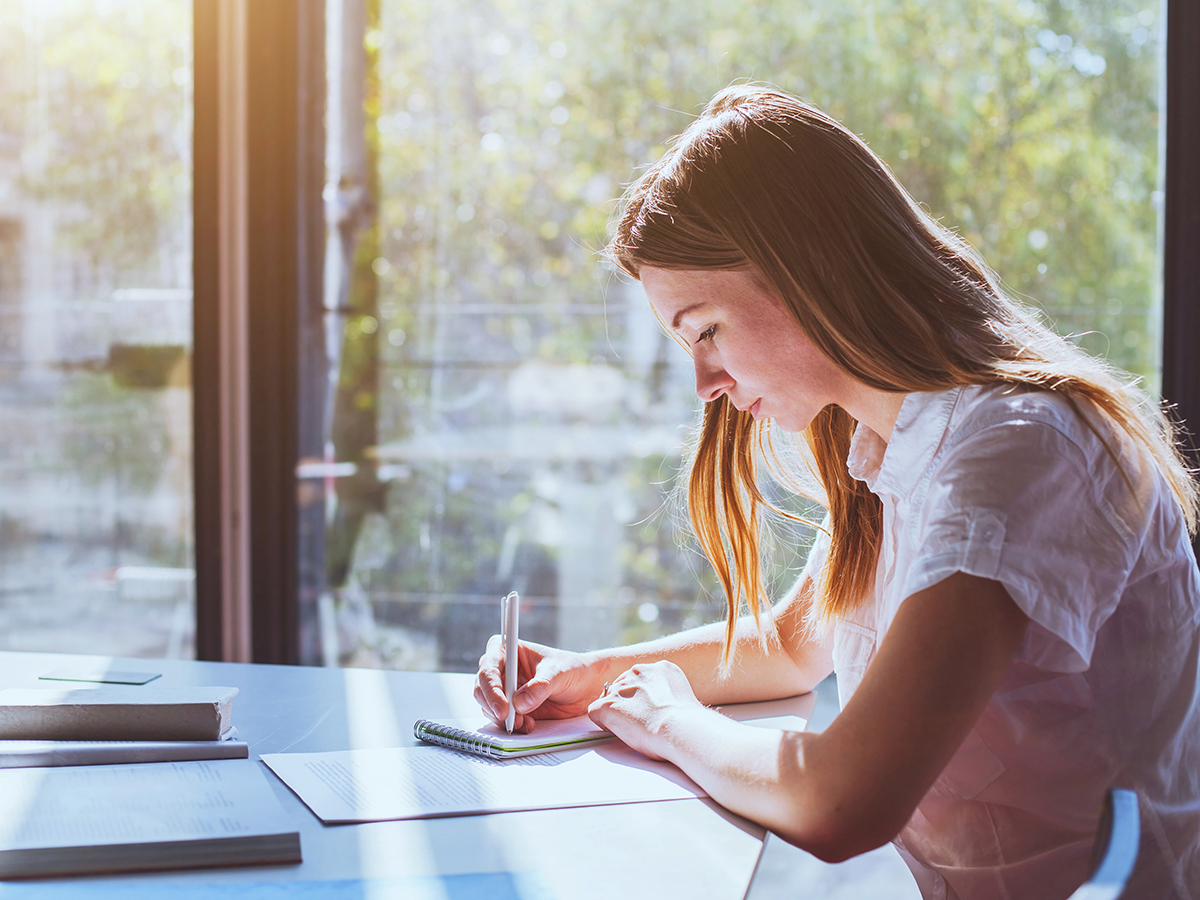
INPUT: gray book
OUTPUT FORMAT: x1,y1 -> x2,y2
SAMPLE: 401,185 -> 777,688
0,686 -> 238,742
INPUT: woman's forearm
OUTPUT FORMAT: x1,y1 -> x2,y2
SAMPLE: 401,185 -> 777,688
645,704 -> 860,859
585,593 -> 832,706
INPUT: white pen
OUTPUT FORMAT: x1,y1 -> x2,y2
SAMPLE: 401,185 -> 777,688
502,590 -> 520,734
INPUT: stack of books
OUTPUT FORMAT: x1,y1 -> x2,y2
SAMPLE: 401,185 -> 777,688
0,684 -> 247,766
0,683 -> 302,878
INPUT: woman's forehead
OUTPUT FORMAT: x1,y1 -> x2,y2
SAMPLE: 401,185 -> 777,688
642,268 -> 772,306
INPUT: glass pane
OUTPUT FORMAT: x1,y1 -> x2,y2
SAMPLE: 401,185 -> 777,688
0,1 -> 194,657
312,0 -> 1163,670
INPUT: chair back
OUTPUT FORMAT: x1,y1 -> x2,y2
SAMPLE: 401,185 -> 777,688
1067,788 -> 1140,900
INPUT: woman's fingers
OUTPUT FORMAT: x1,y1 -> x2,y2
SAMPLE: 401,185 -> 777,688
587,661 -> 701,760
473,682 -> 502,724
512,670 -> 558,714
476,638 -> 602,725
475,633 -> 508,722
477,636 -> 562,723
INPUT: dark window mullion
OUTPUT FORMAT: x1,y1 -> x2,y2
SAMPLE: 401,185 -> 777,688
192,0 -> 225,661
243,0 -> 325,664
193,0 -> 324,664
1163,0 -> 1200,557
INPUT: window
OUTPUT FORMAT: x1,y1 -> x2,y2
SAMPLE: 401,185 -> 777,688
0,1 -> 194,657
2,1 -> 1183,666
308,0 -> 1165,670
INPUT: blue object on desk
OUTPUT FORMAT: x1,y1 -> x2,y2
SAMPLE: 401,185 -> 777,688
0,873 -> 556,900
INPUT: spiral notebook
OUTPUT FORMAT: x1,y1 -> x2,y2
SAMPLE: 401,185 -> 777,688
413,714 -> 613,759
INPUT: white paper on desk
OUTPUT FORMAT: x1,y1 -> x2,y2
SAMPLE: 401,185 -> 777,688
262,741 -> 707,824
719,696 -> 811,732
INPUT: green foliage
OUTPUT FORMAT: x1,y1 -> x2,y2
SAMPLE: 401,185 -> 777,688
370,0 -> 1162,422
1,0 -> 192,282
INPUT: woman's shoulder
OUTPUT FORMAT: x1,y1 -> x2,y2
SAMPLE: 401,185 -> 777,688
943,383 -> 1141,473
938,383 -> 1166,536
884,385 -> 1116,503
951,383 -> 1096,441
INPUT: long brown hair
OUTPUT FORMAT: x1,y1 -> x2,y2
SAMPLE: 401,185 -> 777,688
606,85 -> 1198,661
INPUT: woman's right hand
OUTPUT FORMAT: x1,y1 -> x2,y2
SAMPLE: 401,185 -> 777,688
474,636 -> 605,733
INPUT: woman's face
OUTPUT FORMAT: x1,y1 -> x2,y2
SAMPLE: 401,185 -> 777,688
641,267 -> 855,434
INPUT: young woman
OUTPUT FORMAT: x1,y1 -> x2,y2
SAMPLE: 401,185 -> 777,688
474,85 -> 1200,899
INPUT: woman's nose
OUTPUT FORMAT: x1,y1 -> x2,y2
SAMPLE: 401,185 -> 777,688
694,350 -> 733,402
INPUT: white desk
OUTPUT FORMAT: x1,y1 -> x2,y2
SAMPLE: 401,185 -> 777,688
0,651 -> 920,900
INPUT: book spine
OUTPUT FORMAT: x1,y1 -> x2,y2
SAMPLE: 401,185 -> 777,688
412,720 -> 499,760
0,704 -> 225,742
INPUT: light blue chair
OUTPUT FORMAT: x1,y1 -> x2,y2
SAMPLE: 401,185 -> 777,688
1067,788 -> 1140,900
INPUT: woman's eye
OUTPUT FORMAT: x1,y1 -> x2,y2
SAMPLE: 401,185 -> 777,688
697,325 -> 717,343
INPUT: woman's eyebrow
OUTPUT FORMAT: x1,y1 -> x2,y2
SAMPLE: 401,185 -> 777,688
671,302 -> 707,330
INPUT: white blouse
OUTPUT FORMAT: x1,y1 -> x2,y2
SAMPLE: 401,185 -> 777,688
817,384 -> 1200,899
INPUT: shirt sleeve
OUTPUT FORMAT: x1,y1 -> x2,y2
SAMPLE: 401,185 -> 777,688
900,415 -> 1140,673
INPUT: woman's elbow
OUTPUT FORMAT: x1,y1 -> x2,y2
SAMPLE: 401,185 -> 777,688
770,785 -> 910,863
774,812 -> 900,863
767,731 -> 918,862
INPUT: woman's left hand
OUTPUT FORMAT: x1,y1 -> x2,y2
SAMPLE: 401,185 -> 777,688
587,660 -> 706,761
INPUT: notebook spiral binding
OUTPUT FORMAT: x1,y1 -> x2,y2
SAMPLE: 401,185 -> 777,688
413,720 -> 501,760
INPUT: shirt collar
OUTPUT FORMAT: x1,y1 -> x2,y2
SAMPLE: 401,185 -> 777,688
845,387 -> 965,498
